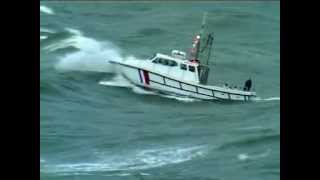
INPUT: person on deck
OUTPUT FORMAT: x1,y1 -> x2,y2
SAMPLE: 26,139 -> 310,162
243,78 -> 252,91
190,59 -> 200,63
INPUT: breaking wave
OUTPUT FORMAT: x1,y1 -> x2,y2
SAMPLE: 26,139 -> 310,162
46,27 -> 199,102
41,145 -> 207,175
40,36 -> 48,40
53,28 -> 122,73
40,5 -> 54,15
237,148 -> 272,161
40,27 -> 56,34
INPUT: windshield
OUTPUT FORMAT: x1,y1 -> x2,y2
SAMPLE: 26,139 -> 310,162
149,54 -> 157,60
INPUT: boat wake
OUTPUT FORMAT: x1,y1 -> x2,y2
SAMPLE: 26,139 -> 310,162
253,97 -> 280,102
99,75 -> 132,88
160,94 -> 200,103
40,145 -> 207,175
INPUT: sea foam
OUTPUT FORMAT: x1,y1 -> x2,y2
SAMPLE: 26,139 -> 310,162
40,145 -> 207,175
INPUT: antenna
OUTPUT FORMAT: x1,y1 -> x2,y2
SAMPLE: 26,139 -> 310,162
200,12 -> 207,37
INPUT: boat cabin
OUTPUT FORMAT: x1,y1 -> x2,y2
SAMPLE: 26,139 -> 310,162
148,51 -> 210,84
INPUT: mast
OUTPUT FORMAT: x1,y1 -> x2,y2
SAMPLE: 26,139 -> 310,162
205,33 -> 214,66
198,12 -> 215,66
189,12 -> 207,61
196,13 -> 215,85
195,12 -> 207,61
199,12 -> 207,39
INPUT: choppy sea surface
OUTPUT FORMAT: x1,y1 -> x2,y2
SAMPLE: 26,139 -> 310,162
40,2 -> 280,180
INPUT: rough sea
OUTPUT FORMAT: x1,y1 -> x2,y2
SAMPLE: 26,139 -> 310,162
40,2 -> 280,180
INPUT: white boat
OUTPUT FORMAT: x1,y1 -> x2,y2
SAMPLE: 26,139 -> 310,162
109,13 -> 257,101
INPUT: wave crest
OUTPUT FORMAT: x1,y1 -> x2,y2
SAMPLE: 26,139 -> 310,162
40,5 -> 54,15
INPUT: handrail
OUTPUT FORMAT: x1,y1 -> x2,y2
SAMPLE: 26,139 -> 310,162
148,70 -> 253,97
110,61 -> 255,98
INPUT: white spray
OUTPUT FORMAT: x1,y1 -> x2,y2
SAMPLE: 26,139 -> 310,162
40,145 -> 207,175
40,5 -> 55,15
54,28 -> 123,73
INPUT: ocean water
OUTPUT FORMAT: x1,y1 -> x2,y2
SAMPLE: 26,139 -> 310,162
40,2 -> 280,180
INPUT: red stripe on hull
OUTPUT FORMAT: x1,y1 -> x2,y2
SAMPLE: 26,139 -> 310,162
143,70 -> 150,85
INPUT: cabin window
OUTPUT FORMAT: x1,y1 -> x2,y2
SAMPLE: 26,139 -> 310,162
158,58 -> 167,65
168,60 -> 177,67
149,54 -> 157,60
152,58 -> 159,63
189,65 -> 195,72
154,58 -> 177,67
180,63 -> 187,70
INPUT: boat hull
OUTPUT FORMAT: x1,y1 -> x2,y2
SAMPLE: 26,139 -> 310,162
110,61 -> 256,101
